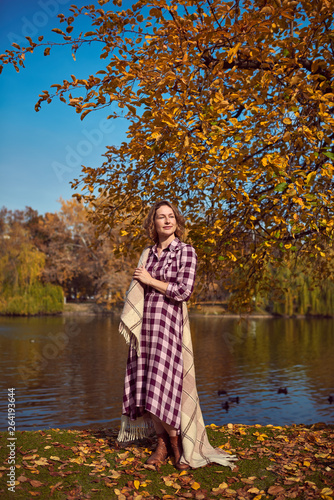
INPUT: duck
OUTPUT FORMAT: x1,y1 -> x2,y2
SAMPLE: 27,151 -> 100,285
228,396 -> 240,404
277,387 -> 288,394
222,401 -> 229,411
217,389 -> 228,396
328,395 -> 334,404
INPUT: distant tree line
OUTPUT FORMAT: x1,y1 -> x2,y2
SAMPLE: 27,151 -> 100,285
0,198 -> 138,315
1,198 -> 334,316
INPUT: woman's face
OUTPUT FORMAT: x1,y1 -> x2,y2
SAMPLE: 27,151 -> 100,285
154,205 -> 177,240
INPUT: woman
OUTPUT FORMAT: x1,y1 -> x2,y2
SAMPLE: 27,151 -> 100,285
118,200 -> 237,471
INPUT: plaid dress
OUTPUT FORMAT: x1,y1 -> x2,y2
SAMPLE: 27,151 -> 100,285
122,238 -> 197,430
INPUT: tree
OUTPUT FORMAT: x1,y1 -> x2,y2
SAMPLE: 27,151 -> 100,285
0,201 -> 137,307
0,212 -> 63,315
38,197 -> 137,303
2,0 -> 334,310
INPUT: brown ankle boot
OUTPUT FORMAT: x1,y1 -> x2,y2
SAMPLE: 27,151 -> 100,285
146,432 -> 169,466
169,435 -> 190,470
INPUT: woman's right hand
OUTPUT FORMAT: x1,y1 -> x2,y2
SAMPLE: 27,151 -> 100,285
133,266 -> 152,285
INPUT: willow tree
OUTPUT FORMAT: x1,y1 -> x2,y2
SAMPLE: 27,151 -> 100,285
2,0 -> 334,309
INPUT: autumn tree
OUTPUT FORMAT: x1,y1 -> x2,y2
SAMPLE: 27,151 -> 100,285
2,0 -> 334,309
37,197 -> 137,303
0,202 -> 137,307
0,209 -> 63,315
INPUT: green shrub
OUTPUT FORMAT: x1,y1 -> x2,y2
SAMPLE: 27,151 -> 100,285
0,282 -> 64,316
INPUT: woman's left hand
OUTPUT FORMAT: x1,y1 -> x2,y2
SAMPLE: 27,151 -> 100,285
133,265 -> 152,285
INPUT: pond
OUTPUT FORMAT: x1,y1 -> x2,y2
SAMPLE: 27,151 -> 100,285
0,314 -> 333,431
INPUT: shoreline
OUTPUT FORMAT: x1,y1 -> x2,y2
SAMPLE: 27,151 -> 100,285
56,302 -> 334,319
1,301 -> 334,319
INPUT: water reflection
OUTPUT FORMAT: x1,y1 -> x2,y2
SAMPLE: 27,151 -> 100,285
0,315 -> 333,430
192,316 -> 334,426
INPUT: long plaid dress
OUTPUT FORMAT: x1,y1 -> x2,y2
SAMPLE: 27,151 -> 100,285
122,237 -> 197,430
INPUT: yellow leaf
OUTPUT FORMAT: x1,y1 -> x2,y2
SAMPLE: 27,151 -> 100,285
151,132 -> 162,139
227,42 -> 241,63
24,455 -> 38,460
34,458 -> 49,466
50,456 -> 61,461
109,470 -> 121,479
321,488 -> 333,495
69,457 -> 84,464
191,482 -> 201,490
134,480 -> 140,489
163,478 -> 174,487
248,487 -> 260,494
306,171 -> 316,186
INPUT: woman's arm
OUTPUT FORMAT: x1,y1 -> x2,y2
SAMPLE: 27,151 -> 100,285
164,245 -> 197,302
133,266 -> 169,294
133,245 -> 197,300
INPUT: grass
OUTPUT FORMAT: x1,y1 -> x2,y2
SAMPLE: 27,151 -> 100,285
0,423 -> 333,499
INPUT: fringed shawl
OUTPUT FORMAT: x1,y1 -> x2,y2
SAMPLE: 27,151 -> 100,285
118,247 -> 238,469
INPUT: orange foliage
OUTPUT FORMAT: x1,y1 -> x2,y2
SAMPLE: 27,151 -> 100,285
2,0 -> 334,309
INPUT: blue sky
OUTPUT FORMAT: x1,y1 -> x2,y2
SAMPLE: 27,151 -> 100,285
0,0 -> 130,215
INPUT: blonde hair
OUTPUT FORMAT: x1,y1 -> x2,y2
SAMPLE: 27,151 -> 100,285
143,200 -> 185,243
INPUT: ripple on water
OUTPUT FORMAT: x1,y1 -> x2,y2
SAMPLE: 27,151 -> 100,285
1,315 -> 334,430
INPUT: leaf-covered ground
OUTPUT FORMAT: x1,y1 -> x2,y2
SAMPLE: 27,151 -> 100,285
1,423 -> 333,499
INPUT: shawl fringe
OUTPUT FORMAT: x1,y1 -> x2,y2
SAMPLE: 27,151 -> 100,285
119,322 -> 140,358
118,414 -> 154,442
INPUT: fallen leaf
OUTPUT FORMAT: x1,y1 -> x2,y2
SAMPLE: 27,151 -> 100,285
30,479 -> 44,487
191,481 -> 201,490
108,470 -> 122,479
50,481 -> 63,494
248,487 -> 260,494
17,475 -> 29,482
195,492 -> 206,500
268,485 -> 285,495
34,458 -> 49,466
